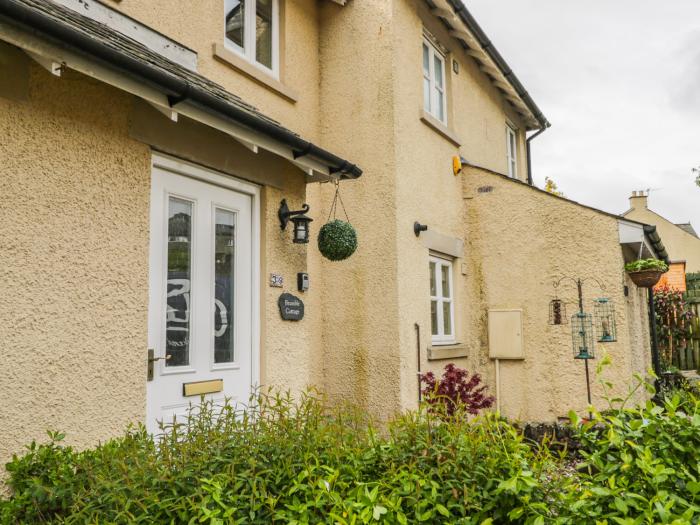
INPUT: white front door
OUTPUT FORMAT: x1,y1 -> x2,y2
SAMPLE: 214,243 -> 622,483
147,157 -> 258,434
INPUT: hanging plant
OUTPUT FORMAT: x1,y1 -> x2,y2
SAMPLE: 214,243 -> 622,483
318,181 -> 357,262
625,259 -> 668,288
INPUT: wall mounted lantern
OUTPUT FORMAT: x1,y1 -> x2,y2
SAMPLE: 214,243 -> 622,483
279,200 -> 313,244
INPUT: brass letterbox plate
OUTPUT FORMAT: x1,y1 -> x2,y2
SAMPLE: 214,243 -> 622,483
183,379 -> 223,397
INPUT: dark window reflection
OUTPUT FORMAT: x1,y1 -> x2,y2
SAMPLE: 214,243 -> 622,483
166,198 -> 192,367
214,209 -> 235,363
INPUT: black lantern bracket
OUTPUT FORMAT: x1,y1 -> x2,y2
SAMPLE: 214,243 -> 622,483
279,200 -> 310,230
279,199 -> 313,244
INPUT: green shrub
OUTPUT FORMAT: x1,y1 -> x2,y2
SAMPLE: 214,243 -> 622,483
563,376 -> 700,523
624,258 -> 669,273
7,382 -> 700,524
1,392 -> 567,524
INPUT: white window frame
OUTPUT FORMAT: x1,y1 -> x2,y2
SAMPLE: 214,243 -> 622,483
224,0 -> 280,78
506,125 -> 518,178
422,38 -> 447,125
430,255 -> 456,345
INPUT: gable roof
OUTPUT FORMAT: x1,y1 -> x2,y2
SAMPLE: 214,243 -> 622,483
426,0 -> 549,131
0,0 -> 362,179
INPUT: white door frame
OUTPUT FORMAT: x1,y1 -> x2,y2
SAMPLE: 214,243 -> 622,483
150,152 -> 261,401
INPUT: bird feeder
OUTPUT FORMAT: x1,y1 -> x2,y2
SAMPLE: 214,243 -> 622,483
549,298 -> 567,325
594,298 -> 617,342
572,312 -> 595,360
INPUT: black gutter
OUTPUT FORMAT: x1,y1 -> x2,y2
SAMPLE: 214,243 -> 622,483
0,0 -> 362,179
526,127 -> 547,185
643,225 -> 670,264
446,0 -> 551,131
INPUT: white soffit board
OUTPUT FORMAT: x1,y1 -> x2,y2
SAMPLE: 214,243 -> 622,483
618,220 -> 645,244
50,0 -> 198,71
0,21 -> 331,180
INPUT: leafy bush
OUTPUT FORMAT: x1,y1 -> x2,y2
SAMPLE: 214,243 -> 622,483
654,286 -> 697,368
6,380 -> 700,523
1,392 -> 565,524
563,372 -> 700,523
420,363 -> 495,417
624,258 -> 669,273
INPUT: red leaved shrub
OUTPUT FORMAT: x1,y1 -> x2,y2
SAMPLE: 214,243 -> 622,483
420,363 -> 495,417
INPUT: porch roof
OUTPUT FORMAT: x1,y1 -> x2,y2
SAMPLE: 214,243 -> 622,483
0,0 -> 362,180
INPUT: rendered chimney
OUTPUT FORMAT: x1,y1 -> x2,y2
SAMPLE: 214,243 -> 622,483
629,190 -> 648,209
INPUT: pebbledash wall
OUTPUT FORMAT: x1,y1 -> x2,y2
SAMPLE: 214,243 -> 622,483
1,0 -> 655,475
314,0 -> 651,421
459,169 -> 651,421
0,55 -> 320,470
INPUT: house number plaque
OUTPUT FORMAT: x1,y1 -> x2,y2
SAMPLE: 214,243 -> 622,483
278,293 -> 304,321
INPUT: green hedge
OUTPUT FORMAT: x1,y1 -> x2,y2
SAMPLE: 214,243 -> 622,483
4,384 -> 700,523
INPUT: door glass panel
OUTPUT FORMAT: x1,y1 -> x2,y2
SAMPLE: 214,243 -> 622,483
166,197 -> 193,367
214,209 -> 236,363
225,0 -> 245,50
256,0 -> 273,68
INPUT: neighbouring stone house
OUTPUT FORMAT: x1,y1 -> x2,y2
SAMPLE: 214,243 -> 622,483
624,190 -> 700,274
1,0 -> 667,472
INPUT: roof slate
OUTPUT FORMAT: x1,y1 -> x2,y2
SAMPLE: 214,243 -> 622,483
12,0 -> 283,126
676,223 -> 699,238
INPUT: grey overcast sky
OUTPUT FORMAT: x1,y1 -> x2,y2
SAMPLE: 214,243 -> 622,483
467,0 -> 700,229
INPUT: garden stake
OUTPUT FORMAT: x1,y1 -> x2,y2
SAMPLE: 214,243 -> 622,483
578,279 -> 593,417
553,275 -> 608,421
415,322 -> 422,403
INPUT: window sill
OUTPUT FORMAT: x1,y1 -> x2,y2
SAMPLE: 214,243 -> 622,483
428,343 -> 468,361
212,43 -> 298,103
420,110 -> 462,147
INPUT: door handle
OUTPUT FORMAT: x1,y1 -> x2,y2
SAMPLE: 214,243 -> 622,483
147,348 -> 170,381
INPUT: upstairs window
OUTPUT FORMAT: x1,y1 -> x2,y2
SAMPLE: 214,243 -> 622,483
430,255 -> 455,345
423,38 -> 447,124
506,125 -> 518,178
225,0 -> 279,76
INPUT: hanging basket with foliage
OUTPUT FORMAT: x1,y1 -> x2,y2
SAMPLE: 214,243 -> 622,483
624,259 -> 669,288
318,182 -> 357,262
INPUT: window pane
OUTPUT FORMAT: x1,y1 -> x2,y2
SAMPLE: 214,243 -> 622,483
431,300 -> 438,335
256,0 -> 274,68
443,301 -> 452,335
166,198 -> 192,367
214,209 -> 236,364
441,264 -> 450,298
422,43 -> 430,74
423,77 -> 431,113
433,54 -> 443,89
436,90 -> 444,122
225,0 -> 245,49
429,261 -> 436,296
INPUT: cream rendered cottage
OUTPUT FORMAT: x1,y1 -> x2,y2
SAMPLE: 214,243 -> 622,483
1,0 -> 665,472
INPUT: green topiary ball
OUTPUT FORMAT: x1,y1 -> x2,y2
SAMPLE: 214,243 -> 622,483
317,219 -> 358,261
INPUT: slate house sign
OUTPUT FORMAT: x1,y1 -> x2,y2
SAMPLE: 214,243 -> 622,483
278,293 -> 304,321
